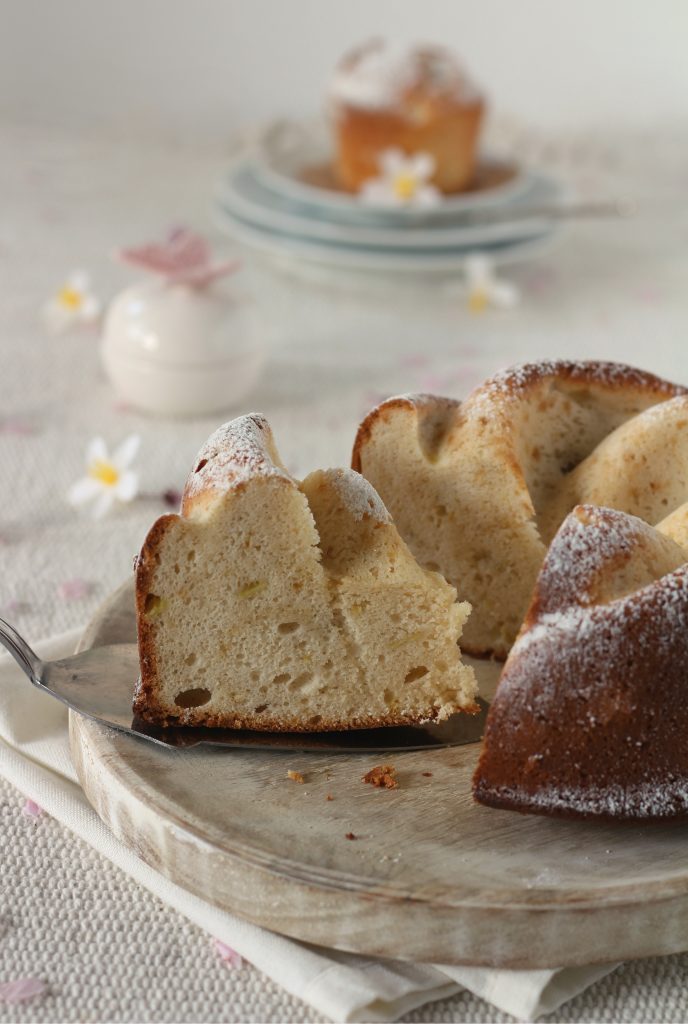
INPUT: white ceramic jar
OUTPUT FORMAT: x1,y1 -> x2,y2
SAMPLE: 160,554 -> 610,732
101,278 -> 265,417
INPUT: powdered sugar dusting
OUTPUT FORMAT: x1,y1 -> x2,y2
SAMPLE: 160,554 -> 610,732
480,505 -> 688,820
537,506 -> 660,611
390,391 -> 457,408
485,778 -> 688,820
330,39 -> 479,111
513,506 -> 688,671
468,360 -> 687,417
358,392 -> 460,437
510,606 -> 590,658
367,363 -> 685,430
183,414 -> 292,501
365,392 -> 426,417
326,468 -> 391,523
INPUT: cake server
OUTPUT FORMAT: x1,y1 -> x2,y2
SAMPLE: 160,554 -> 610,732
0,617 -> 489,752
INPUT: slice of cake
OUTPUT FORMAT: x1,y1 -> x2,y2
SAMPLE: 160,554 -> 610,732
133,415 -> 477,730
472,505 -> 688,821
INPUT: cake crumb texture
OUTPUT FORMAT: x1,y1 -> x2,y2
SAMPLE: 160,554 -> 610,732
134,415 -> 477,731
353,360 -> 688,658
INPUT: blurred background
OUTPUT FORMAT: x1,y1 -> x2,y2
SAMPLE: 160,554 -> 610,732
3,0 -> 687,138
1,0 -> 687,639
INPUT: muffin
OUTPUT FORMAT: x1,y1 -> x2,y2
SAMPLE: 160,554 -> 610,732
329,39 -> 485,195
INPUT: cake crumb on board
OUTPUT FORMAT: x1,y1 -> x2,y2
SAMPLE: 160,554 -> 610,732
287,770 -> 305,784
362,765 -> 398,789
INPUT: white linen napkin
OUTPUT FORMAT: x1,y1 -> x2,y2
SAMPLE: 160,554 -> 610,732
0,630 -> 619,1022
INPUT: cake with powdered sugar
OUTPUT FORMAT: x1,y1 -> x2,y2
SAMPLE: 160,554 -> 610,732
329,39 -> 484,195
473,505 -> 688,821
133,414 -> 477,730
352,361 -> 688,659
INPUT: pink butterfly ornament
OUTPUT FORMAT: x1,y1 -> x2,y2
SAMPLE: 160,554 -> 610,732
117,228 -> 238,289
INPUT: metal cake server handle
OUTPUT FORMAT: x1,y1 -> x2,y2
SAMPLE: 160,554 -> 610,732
0,617 -> 489,753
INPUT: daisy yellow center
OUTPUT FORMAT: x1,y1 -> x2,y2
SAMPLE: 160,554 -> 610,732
89,459 -> 119,487
469,288 -> 489,314
58,286 -> 83,310
393,173 -> 418,201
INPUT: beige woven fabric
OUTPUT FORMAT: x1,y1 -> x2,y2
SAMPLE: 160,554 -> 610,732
2,776 -> 688,1024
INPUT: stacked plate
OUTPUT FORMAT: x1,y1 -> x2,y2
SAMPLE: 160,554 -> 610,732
216,119 -> 566,274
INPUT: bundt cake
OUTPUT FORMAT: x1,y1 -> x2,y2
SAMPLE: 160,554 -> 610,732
134,415 -> 477,730
352,361 -> 688,659
473,505 -> 688,821
329,39 -> 484,194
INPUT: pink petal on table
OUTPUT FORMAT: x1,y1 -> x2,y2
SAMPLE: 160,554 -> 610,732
0,418 -> 35,435
4,599 -> 31,615
418,373 -> 452,392
524,267 -> 557,294
22,799 -> 43,818
399,353 -> 430,369
57,578 -> 93,601
447,366 -> 482,388
213,938 -> 244,969
112,399 -> 133,413
0,978 -> 47,1003
455,343 -> 480,358
635,285 -> 663,304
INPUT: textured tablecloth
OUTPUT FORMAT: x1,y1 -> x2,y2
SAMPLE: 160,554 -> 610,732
1,117 -> 688,1021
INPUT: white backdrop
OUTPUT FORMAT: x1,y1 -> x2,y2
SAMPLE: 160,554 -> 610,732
2,0 -> 686,142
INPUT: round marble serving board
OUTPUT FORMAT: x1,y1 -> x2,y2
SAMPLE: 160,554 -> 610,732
70,580 -> 688,967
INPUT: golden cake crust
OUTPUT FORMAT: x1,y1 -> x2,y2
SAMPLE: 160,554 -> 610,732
472,505 -> 688,821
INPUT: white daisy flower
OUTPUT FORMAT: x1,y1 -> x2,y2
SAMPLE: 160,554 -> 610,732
43,270 -> 101,333
359,149 -> 441,208
464,254 -> 520,312
68,435 -> 140,519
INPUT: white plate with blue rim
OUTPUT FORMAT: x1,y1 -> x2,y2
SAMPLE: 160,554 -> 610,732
214,201 -> 562,275
253,118 -> 532,226
217,157 -> 565,252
